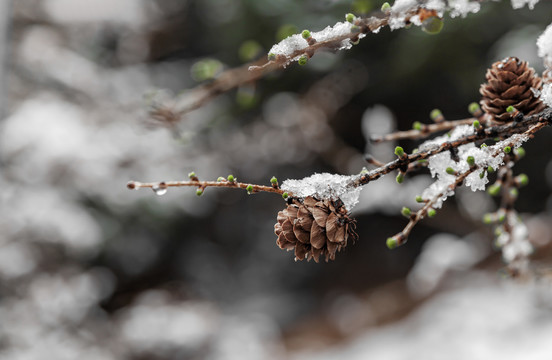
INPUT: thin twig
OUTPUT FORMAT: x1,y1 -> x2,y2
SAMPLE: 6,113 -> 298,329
393,167 -> 475,246
370,118 -> 475,143
149,5 -> 429,124
127,179 -> 287,196
352,109 -> 551,188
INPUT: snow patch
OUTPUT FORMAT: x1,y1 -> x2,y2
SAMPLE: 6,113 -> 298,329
281,173 -> 362,211
511,0 -> 540,10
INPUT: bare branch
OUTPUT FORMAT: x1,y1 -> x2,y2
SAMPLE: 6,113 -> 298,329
370,118 -> 475,143
127,178 -> 287,196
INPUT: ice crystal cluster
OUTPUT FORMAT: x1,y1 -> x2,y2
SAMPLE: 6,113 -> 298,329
281,173 -> 362,211
419,125 -> 528,208
268,21 -> 364,65
537,22 -> 552,107
389,0 -> 479,30
510,0 -> 540,10
496,213 -> 532,265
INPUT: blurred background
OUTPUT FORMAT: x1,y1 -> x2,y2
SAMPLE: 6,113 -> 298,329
2,0 -> 552,359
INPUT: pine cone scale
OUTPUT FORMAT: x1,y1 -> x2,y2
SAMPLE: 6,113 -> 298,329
310,221 -> 326,249
293,226 -> 310,243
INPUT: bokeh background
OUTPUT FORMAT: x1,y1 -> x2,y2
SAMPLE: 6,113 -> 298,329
2,0 -> 552,359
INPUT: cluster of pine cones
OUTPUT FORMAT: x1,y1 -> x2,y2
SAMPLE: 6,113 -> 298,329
274,196 -> 356,262
480,56 -> 546,122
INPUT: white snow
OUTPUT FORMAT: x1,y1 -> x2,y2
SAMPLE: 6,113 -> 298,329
267,21 -> 362,65
418,125 -> 531,206
541,83 -> 552,107
445,0 -> 480,18
511,0 -> 540,10
281,173 -> 362,211
537,23 -> 552,59
498,212 -> 532,268
389,0 -> 479,29
389,0 -> 418,30
268,34 -> 308,58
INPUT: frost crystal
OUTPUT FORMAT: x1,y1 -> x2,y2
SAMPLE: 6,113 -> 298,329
537,22 -> 552,65
389,0 -> 480,30
501,215 -> 532,263
511,0 -> 540,10
267,21 -> 363,65
541,83 -> 552,107
281,173 -> 362,211
389,0 -> 418,30
445,0 -> 480,18
419,125 -> 531,205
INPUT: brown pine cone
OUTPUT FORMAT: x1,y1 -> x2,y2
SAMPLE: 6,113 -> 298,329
479,57 -> 545,122
274,196 -> 357,262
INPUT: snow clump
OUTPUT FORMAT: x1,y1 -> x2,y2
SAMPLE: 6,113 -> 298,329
281,173 -> 362,211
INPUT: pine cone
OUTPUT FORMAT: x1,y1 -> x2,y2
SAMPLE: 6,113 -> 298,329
480,57 -> 545,122
274,196 -> 357,262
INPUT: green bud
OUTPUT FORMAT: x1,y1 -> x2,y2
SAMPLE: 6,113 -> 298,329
506,105 -> 515,113
517,173 -> 529,187
196,189 -> 203,196
509,188 -> 519,198
227,174 -> 235,182
394,146 -> 405,157
282,192 -> 289,199
498,213 -> 506,222
422,17 -> 444,35
428,208 -> 437,218
413,121 -> 422,130
360,167 -> 369,175
468,102 -> 481,115
301,30 -> 311,39
487,166 -> 495,173
415,195 -> 424,203
396,173 -> 404,184
298,55 -> 308,66
473,120 -> 480,129
268,53 -> 276,61
487,184 -> 501,196
417,159 -> 428,164
191,59 -> 223,81
401,207 -> 412,217
504,146 -> 511,154
480,143 -> 488,149
270,176 -> 278,185
446,167 -> 455,175
514,147 -> 525,158
246,184 -> 254,194
479,171 -> 485,179
217,177 -> 225,182
381,2 -> 391,11
483,213 -> 493,224
466,155 -> 475,166
188,171 -> 197,179
386,237 -> 398,249
430,109 -> 442,121
346,13 -> 355,23
238,40 -> 262,62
